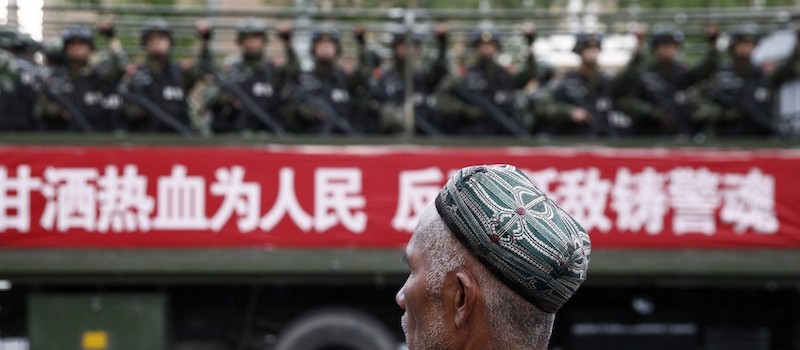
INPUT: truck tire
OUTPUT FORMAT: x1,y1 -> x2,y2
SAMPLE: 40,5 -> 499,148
273,308 -> 398,350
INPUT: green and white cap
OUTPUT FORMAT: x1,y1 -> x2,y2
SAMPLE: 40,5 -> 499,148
435,164 -> 591,313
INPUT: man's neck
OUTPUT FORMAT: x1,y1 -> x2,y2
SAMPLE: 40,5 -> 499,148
148,55 -> 168,69
243,51 -> 263,64
579,62 -> 598,77
456,326 -> 547,350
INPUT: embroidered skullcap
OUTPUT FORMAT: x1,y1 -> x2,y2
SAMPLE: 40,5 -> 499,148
434,164 -> 591,313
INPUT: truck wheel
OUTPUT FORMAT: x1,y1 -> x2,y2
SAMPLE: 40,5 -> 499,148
273,308 -> 397,350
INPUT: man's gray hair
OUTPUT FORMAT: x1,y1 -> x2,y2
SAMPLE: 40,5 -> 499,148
415,209 -> 555,349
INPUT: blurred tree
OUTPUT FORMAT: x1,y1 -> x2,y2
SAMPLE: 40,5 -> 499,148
63,0 -> 178,4
63,0 -> 101,4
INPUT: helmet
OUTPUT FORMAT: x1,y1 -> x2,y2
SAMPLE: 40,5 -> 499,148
572,33 -> 602,54
43,37 -> 66,65
15,33 -> 40,53
140,18 -> 173,46
390,30 -> 423,48
61,26 -> 95,50
728,23 -> 761,49
469,29 -> 501,47
0,25 -> 21,50
649,24 -> 684,49
236,17 -> 267,43
310,27 -> 341,55
311,27 -> 340,44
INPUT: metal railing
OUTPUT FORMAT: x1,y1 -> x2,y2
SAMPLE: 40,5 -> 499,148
4,3 -> 800,137
26,3 -> 800,62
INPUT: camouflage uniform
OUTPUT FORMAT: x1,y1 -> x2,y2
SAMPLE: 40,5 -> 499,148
436,29 -> 549,136
770,29 -> 800,137
0,26 -> 37,131
615,25 -> 719,136
123,19 -> 213,133
372,30 -> 449,135
282,28 -> 374,135
204,18 -> 288,134
533,34 -> 631,136
36,26 -> 126,132
697,24 -> 774,136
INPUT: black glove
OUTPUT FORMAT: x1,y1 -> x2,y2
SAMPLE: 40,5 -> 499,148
198,28 -> 214,41
353,27 -> 366,46
435,26 -> 448,53
524,29 -> 536,45
705,25 -> 719,44
436,30 -> 448,45
97,23 -> 115,39
278,28 -> 292,42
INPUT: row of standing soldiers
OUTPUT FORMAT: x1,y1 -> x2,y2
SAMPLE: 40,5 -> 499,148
0,19 -> 798,137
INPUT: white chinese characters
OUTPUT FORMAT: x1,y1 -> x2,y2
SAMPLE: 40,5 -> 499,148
97,165 -> 153,233
612,167 -> 668,235
525,166 -> 779,236
0,165 -> 41,232
0,164 -> 782,237
392,167 -> 444,233
0,165 -> 370,234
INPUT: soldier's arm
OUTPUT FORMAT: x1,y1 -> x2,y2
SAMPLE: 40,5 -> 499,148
614,92 -> 667,124
691,80 -> 729,126
202,77 -> 233,110
183,20 -> 216,91
511,24 -> 539,89
0,50 -> 18,81
433,77 -> 483,120
348,25 -> 376,95
33,91 -> 65,122
769,26 -> 800,88
275,24 -> 300,89
119,67 -> 148,120
685,26 -> 720,86
93,20 -> 129,84
533,86 -> 583,124
423,24 -> 451,92
611,26 -> 647,98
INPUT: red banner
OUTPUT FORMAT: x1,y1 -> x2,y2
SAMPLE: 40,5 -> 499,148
1,145 -> 799,249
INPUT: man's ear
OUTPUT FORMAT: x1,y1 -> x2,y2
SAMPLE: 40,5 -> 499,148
452,269 -> 479,328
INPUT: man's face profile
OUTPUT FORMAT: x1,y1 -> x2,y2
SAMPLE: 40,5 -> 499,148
396,207 -> 451,350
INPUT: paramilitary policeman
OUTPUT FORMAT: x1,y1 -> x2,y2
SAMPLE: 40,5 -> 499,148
699,23 -> 774,136
770,25 -> 800,137
534,33 -> 630,136
619,24 -> 720,136
282,26 -> 374,135
123,18 -> 214,133
372,25 -> 449,135
36,24 -> 126,132
436,26 -> 547,136
0,26 -> 33,131
204,18 -> 287,134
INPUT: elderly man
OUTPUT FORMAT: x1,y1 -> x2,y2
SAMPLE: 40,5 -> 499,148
396,164 -> 591,349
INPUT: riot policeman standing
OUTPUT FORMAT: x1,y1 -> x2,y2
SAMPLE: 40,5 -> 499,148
771,25 -> 800,137
282,26 -> 373,135
436,26 -> 545,137
373,25 -> 449,135
36,24 -> 126,132
701,23 -> 774,136
534,33 -> 630,136
204,18 -> 287,134
123,18 -> 214,133
619,24 -> 720,136
0,26 -> 34,131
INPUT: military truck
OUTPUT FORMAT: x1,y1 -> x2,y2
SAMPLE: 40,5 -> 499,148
1,135 -> 799,350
